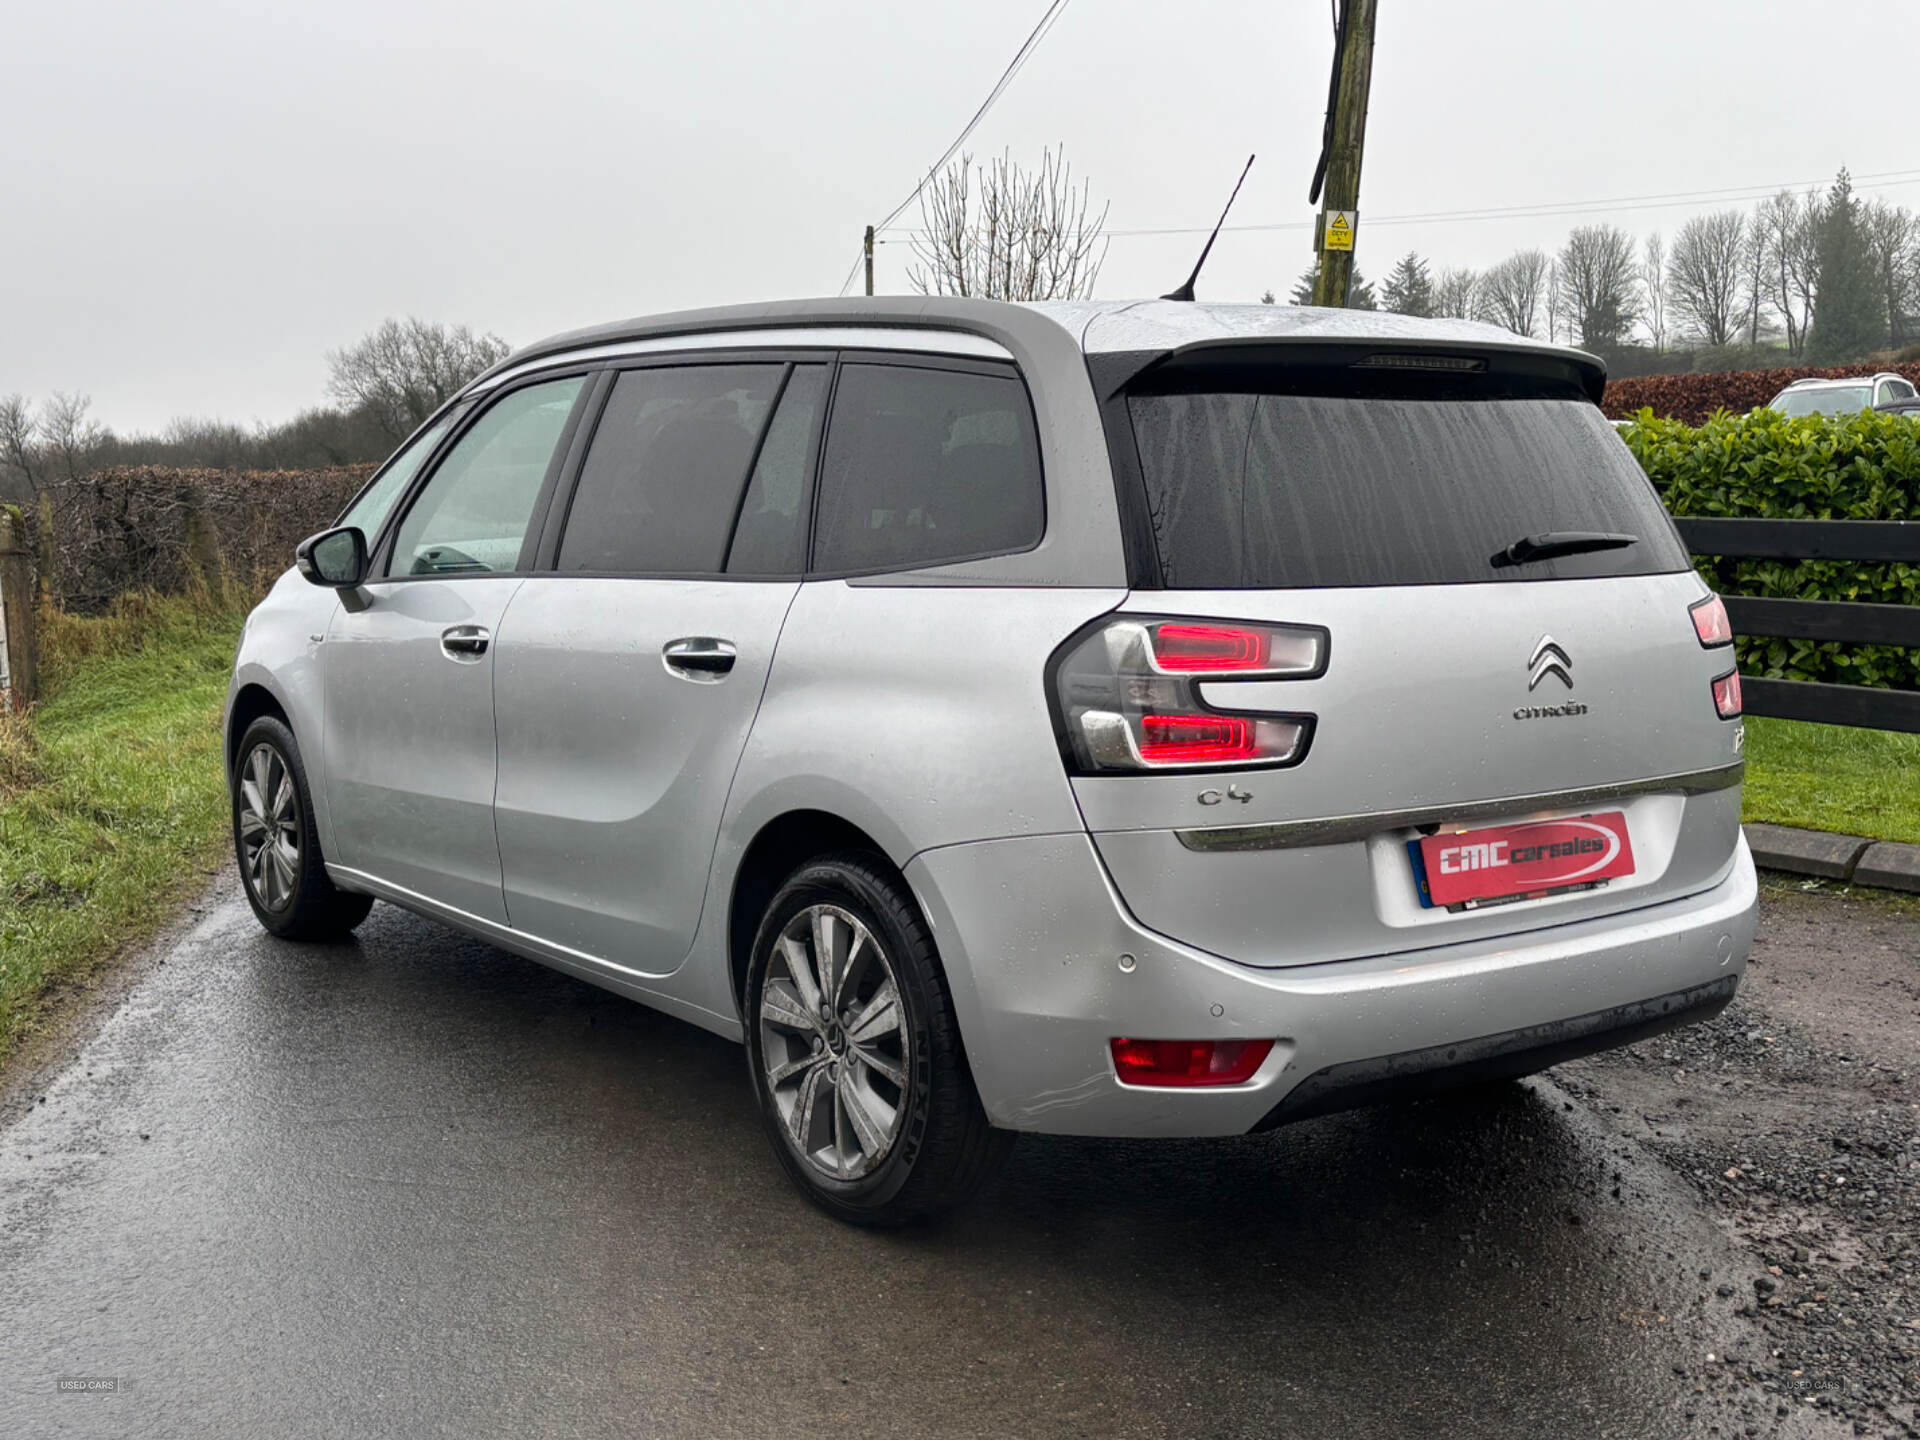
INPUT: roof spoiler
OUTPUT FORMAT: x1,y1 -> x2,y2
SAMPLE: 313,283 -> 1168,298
1090,336 -> 1607,407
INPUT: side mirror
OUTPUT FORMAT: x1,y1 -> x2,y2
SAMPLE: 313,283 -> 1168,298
295,526 -> 369,588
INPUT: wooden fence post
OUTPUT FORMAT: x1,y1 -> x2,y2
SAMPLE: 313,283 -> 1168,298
0,505 -> 38,708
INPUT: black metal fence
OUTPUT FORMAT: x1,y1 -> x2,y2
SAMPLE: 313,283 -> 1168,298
1675,517 -> 1920,733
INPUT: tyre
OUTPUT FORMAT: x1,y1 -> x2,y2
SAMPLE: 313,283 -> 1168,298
231,715 -> 374,941
743,852 -> 1012,1225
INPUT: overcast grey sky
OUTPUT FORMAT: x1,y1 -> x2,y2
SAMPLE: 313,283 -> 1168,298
5,0 -> 1918,433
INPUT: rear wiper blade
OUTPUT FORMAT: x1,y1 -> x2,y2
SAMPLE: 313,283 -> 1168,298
1490,531 -> 1637,569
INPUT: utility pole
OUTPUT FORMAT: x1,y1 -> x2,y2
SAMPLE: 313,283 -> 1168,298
864,225 -> 875,297
1312,0 -> 1378,308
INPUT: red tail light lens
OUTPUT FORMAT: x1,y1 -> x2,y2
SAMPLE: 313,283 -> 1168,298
1712,669 -> 1743,719
1151,623 -> 1269,672
1139,714 -> 1257,763
1110,1037 -> 1275,1088
1690,594 -> 1733,647
1048,616 -> 1325,774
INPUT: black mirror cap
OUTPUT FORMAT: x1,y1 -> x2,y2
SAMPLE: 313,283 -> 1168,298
295,526 -> 368,588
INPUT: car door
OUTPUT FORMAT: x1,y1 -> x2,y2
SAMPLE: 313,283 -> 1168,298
323,373 -> 591,923
491,359 -> 824,971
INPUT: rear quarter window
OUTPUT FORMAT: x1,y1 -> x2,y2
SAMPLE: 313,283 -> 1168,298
813,361 -> 1043,574
1127,390 -> 1690,588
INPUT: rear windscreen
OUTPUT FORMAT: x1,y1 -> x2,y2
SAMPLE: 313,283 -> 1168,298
1126,391 -> 1690,588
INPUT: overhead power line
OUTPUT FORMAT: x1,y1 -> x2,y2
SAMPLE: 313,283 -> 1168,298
836,0 -> 1075,295
876,166 -> 1920,244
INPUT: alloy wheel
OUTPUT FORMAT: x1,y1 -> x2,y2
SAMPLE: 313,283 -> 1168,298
238,742 -> 300,913
757,904 -> 911,1180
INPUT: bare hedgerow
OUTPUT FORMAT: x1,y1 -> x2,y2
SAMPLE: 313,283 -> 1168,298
34,466 -> 370,614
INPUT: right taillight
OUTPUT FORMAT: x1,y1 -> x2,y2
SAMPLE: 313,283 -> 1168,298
1690,594 -> 1733,647
1712,669 -> 1743,720
1050,616 -> 1324,774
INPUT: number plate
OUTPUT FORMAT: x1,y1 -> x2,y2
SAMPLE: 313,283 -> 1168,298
1410,811 -> 1635,910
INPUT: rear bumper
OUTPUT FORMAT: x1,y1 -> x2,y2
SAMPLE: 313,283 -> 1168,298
905,832 -> 1756,1137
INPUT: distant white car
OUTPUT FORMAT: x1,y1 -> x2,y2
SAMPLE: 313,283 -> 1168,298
1768,373 -> 1916,417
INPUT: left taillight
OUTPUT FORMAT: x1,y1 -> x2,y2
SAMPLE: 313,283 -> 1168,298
1712,669 -> 1743,720
1690,594 -> 1733,647
1049,616 -> 1324,774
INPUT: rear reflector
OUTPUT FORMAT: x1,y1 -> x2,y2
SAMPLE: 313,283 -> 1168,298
1110,1038 -> 1274,1088
1712,669 -> 1743,719
1690,594 -> 1733,647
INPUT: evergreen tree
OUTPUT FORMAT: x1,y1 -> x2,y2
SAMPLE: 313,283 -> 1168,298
1808,169 -> 1888,363
1289,263 -> 1377,310
1382,252 -> 1436,317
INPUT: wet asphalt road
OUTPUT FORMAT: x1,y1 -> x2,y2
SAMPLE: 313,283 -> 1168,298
0,878 -> 1847,1439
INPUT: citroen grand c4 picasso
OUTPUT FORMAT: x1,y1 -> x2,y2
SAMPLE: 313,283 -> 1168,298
226,298 -> 1757,1224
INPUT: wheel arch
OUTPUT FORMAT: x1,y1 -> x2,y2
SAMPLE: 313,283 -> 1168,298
226,681 -> 292,779
727,809 -> 902,1013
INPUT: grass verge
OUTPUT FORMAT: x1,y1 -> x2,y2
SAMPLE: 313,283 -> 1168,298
0,591 -> 247,1072
1742,715 -> 1920,844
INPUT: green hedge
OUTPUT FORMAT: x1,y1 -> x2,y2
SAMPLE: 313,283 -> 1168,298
1621,407 -> 1920,690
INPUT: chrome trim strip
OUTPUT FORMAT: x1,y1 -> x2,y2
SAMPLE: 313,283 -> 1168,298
1172,761 -> 1745,852
475,327 -> 1014,389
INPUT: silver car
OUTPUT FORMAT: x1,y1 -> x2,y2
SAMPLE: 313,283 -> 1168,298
1769,372 -> 1917,416
226,298 -> 1757,1224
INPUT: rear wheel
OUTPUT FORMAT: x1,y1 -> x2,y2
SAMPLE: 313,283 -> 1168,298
743,852 -> 1011,1225
232,716 -> 374,940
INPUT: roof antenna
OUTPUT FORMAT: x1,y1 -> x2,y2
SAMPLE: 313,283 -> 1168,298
1161,154 -> 1255,302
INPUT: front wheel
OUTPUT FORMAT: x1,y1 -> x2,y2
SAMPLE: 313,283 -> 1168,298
743,853 -> 1012,1226
231,716 -> 374,940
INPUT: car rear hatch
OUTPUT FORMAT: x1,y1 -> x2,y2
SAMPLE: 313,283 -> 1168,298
1054,337 -> 1745,969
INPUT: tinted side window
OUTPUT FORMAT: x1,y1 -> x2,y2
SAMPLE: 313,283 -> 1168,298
726,365 -> 827,576
339,407 -> 463,540
814,362 -> 1043,574
558,365 -> 782,574
388,377 -> 584,577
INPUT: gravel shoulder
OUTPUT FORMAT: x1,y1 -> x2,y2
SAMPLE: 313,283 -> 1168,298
1560,876 -> 1920,1438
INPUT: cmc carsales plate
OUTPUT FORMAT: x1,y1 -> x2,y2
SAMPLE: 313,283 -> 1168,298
1414,811 -> 1635,908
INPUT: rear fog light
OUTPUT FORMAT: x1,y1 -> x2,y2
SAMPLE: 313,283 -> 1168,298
1109,1037 -> 1274,1087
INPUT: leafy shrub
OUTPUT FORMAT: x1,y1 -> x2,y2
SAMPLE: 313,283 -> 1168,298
1604,364 -> 1920,424
1622,407 -> 1920,688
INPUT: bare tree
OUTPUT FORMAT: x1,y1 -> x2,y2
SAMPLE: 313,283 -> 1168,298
1433,266 -> 1478,320
1556,225 -> 1639,349
327,318 -> 510,444
1737,209 -> 1772,346
909,146 -> 1109,302
1757,189 -> 1823,357
41,393 -> 107,480
0,395 -> 40,499
1668,210 -> 1745,347
1861,200 -> 1920,348
1476,249 -> 1549,337
1639,233 -> 1669,353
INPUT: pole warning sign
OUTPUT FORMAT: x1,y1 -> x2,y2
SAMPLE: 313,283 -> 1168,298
1323,210 -> 1356,251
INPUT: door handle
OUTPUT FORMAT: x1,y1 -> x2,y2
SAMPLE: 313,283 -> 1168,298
440,624 -> 491,660
662,637 -> 737,680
